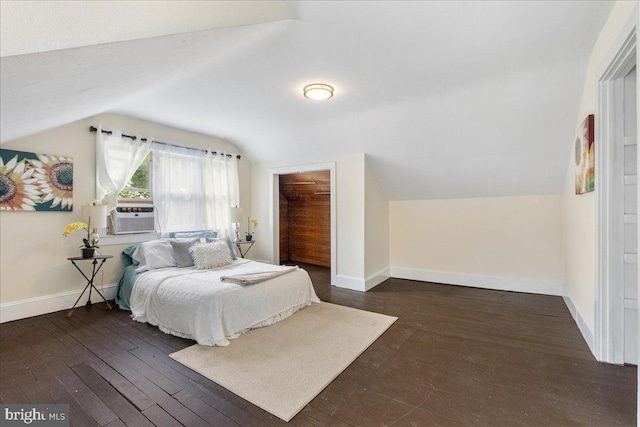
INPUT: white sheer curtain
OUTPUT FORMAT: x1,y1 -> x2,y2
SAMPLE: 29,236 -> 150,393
152,143 -> 206,234
203,152 -> 239,237
152,144 -> 239,235
95,125 -> 152,211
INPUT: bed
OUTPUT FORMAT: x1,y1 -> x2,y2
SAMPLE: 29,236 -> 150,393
116,238 -> 320,346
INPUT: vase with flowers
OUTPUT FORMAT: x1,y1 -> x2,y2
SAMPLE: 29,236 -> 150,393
246,217 -> 258,241
63,221 -> 99,258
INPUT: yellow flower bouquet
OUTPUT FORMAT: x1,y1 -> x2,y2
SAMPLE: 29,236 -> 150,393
63,221 -> 95,248
246,217 -> 258,241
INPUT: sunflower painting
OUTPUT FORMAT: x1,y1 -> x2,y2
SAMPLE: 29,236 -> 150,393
0,149 -> 73,211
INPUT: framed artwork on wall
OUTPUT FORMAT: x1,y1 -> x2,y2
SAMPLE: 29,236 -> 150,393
575,114 -> 595,194
0,149 -> 73,211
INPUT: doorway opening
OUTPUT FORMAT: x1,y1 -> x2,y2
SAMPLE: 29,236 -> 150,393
278,171 -> 331,267
596,18 -> 637,365
269,163 -> 336,286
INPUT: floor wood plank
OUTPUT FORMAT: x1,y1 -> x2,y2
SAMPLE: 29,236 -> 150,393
129,344 -> 268,427
141,404 -> 182,427
72,363 -> 155,427
173,389 -> 239,427
0,263 -> 635,426
88,361 -> 155,411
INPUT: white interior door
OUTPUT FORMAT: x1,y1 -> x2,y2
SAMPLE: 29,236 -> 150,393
622,65 -> 637,365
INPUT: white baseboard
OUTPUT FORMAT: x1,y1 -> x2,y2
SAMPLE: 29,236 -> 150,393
389,267 -> 563,296
562,295 -> 595,356
335,268 -> 390,292
335,274 -> 366,291
365,268 -> 390,291
1,283 -> 118,323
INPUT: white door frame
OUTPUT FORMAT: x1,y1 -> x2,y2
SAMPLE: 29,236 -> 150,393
269,162 -> 337,286
595,11 -> 637,364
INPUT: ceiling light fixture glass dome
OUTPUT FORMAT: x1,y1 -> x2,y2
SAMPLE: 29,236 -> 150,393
303,83 -> 334,100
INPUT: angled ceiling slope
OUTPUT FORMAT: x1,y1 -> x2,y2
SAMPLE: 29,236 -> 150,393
0,1 -> 295,57
1,1 -> 615,200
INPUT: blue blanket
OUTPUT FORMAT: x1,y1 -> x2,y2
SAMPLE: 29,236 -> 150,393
116,245 -> 140,311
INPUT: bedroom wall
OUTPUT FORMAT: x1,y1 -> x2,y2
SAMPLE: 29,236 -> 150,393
364,156 -> 390,286
0,112 -> 250,321
389,195 -> 564,295
336,155 -> 366,283
562,0 -> 638,351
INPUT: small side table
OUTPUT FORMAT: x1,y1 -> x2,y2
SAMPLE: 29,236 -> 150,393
67,255 -> 114,318
234,240 -> 255,258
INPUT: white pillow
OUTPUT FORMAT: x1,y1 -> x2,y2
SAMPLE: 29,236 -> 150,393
133,239 -> 177,272
190,241 -> 233,270
206,236 -> 238,260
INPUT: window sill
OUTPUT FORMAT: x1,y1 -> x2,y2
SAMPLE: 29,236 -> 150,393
100,233 -> 159,246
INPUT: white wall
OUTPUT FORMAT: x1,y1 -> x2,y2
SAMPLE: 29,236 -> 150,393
364,156 -> 390,287
336,155 -> 366,281
390,195 -> 564,295
0,113 -> 249,320
562,0 -> 638,345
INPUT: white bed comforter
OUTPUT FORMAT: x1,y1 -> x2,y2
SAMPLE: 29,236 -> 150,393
130,259 -> 320,346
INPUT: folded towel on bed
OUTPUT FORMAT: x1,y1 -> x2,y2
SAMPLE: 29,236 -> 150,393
220,266 -> 298,286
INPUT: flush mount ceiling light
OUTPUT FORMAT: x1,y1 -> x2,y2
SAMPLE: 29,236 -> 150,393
303,83 -> 334,101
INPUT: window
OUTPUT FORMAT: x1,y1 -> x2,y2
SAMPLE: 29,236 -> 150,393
95,125 -> 239,237
152,145 -> 239,235
118,154 -> 152,202
95,125 -> 152,211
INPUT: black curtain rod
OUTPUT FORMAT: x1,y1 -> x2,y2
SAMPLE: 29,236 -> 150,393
89,126 -> 241,159
90,125 -> 141,141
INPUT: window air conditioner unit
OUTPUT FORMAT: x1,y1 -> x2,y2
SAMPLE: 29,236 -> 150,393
111,205 -> 155,234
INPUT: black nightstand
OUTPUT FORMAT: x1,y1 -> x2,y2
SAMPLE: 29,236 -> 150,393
66,255 -> 114,318
234,240 -> 255,258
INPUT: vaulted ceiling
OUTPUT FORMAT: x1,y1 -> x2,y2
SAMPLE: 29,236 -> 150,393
0,1 -> 614,200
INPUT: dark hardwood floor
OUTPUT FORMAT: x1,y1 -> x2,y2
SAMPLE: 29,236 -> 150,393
1,263 -> 636,426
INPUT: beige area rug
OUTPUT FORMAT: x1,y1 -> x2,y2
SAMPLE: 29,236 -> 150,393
169,302 -> 397,422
